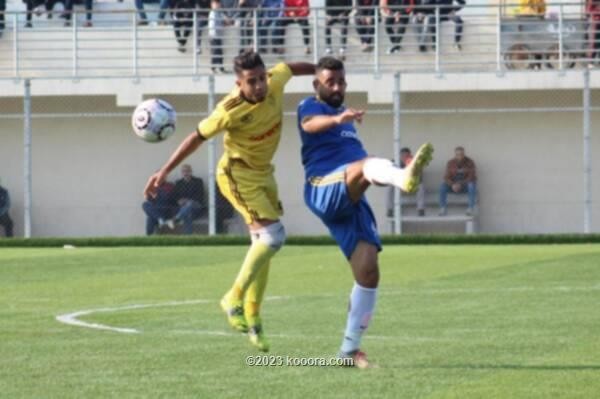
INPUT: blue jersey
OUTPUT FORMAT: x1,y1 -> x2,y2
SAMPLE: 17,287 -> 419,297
297,96 -> 368,178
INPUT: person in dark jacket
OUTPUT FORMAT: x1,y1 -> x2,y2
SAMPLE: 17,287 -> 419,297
324,0 -> 352,59
355,0 -> 378,52
142,180 -> 177,235
173,0 -> 211,53
169,164 -> 205,234
0,183 -> 14,238
380,0 -> 414,54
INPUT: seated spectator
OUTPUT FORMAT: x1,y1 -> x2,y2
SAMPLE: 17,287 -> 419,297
433,0 -> 464,51
62,0 -> 94,27
587,0 -> 600,62
414,0 -> 435,52
168,164 -> 206,234
0,182 -> 14,238
172,0 -> 211,53
386,147 -> 426,217
324,0 -> 352,59
355,0 -> 378,52
274,0 -> 311,55
23,0 -> 60,28
258,0 -> 283,54
439,146 -> 477,216
142,180 -> 177,235
135,0 -> 172,25
381,0 -> 414,55
0,0 -> 5,38
515,0 -> 546,18
208,0 -> 227,73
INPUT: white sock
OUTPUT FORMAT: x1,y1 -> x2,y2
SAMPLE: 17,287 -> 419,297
362,157 -> 406,186
340,282 -> 378,354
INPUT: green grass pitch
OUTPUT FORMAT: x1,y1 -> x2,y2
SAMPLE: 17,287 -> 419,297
1,244 -> 599,398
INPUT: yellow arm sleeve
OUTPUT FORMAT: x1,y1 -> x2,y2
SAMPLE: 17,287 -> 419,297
268,63 -> 293,93
197,105 -> 232,140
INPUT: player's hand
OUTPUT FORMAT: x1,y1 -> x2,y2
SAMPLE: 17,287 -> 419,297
336,108 -> 365,125
144,170 -> 168,199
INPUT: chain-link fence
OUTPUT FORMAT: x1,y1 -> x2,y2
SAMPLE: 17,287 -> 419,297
0,70 -> 598,238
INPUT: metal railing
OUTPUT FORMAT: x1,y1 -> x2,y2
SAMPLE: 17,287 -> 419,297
0,2 -> 597,78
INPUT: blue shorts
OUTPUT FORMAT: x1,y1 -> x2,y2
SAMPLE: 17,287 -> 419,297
304,165 -> 382,259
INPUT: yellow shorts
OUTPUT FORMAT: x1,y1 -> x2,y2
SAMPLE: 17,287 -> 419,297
216,156 -> 283,225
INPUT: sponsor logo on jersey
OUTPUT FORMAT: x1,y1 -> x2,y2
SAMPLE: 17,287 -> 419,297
249,121 -> 281,141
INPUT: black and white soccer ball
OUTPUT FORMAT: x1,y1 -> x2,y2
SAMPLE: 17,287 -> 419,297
132,98 -> 176,143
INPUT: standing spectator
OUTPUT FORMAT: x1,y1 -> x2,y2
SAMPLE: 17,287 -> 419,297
169,164 -> 206,234
142,180 -> 177,235
135,0 -> 173,25
381,0 -> 414,54
439,146 -> 477,216
172,0 -> 211,53
430,0 -> 465,51
324,0 -> 352,59
208,0 -> 227,73
0,182 -> 14,238
0,0 -> 5,38
587,0 -> 600,62
258,0 -> 283,54
238,0 -> 262,53
355,0 -> 378,52
62,0 -> 94,27
387,147 -> 426,217
274,0 -> 311,55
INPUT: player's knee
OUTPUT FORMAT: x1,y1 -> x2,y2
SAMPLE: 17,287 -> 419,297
356,264 -> 379,288
255,221 -> 286,250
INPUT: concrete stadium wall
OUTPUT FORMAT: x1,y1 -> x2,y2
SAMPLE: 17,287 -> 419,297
0,88 -> 599,237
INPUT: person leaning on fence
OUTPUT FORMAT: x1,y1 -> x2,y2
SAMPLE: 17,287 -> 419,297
61,0 -> 94,27
587,0 -> 600,63
172,0 -> 211,53
439,146 -> 477,217
258,0 -> 283,54
386,147 -> 427,217
273,0 -> 311,55
0,182 -> 14,238
142,180 -> 178,235
355,0 -> 379,52
208,0 -> 227,73
166,164 -> 206,234
380,0 -> 414,55
324,0 -> 352,60
135,0 -> 173,26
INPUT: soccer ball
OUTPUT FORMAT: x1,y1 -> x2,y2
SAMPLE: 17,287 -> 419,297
131,98 -> 176,143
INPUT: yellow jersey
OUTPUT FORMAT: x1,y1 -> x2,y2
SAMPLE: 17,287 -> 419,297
197,63 -> 293,170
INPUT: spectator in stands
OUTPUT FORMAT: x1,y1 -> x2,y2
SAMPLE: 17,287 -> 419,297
23,0 -> 60,27
386,147 -> 426,217
168,164 -> 206,234
142,180 -> 177,235
135,0 -> 172,26
238,0 -> 262,53
414,0 -> 436,52
381,0 -> 414,55
0,0 -> 5,38
208,0 -> 227,73
439,146 -> 477,216
587,0 -> 600,62
62,0 -> 94,27
172,0 -> 211,53
355,0 -> 378,52
0,182 -> 13,238
433,0 -> 465,51
324,0 -> 352,59
515,0 -> 546,18
274,0 -> 311,55
258,0 -> 283,53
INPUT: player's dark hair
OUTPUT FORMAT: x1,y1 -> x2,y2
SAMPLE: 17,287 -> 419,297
400,147 -> 411,154
316,56 -> 345,73
233,50 -> 265,75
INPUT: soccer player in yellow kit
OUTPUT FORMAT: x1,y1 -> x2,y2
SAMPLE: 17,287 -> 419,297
144,51 -> 315,352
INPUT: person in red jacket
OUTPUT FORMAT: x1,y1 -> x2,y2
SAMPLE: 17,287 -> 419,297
587,0 -> 600,62
273,0 -> 311,55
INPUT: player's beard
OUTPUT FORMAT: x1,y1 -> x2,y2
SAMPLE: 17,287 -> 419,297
317,84 -> 344,109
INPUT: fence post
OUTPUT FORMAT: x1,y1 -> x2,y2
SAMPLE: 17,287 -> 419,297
312,8 -> 319,63
374,7 -> 380,75
435,6 -> 440,74
392,72 -> 402,234
23,79 -> 32,238
193,12 -> 198,74
72,13 -> 78,78
496,4 -> 502,74
253,9 -> 259,52
13,14 -> 18,78
132,13 -> 138,78
208,75 -> 217,235
583,69 -> 592,233
558,4 -> 563,71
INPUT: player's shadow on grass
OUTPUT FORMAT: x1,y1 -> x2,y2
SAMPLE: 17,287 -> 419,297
402,364 -> 600,371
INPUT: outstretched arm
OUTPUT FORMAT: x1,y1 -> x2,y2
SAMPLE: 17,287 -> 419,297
143,132 -> 205,199
286,62 -> 316,76
301,108 -> 364,134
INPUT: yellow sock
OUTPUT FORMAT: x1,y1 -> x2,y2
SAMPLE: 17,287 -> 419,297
228,241 -> 276,302
244,261 -> 270,325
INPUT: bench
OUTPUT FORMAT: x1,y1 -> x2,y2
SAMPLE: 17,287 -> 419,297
387,191 -> 478,234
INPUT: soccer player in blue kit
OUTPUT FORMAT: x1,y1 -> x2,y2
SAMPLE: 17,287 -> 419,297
297,56 -> 433,368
